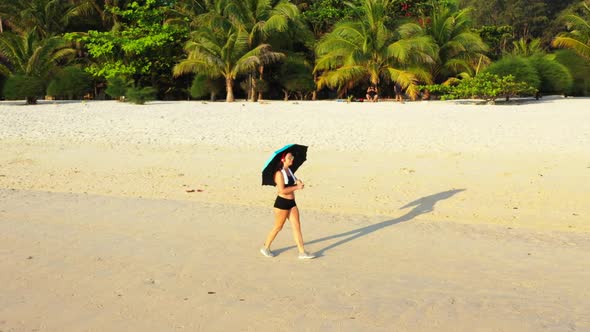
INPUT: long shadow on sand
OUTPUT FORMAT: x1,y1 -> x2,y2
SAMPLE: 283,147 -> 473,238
275,189 -> 465,257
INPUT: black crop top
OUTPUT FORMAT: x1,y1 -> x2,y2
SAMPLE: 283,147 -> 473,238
285,174 -> 297,187
280,168 -> 297,187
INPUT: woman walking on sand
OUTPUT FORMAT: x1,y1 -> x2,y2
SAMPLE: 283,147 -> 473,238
260,151 -> 315,259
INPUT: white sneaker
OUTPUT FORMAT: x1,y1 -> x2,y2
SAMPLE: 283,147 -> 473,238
260,247 -> 275,258
298,251 -> 316,259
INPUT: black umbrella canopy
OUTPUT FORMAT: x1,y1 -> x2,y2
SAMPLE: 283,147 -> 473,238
261,144 -> 308,186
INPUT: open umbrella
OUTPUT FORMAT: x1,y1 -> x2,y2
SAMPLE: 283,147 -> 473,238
261,144 -> 308,186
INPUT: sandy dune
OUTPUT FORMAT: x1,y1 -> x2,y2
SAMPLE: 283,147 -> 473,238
1,98 -> 589,331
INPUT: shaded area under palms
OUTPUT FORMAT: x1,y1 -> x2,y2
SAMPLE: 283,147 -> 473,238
275,189 -> 465,257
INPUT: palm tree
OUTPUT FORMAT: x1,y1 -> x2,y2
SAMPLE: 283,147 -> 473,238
552,3 -> 590,60
173,24 -> 282,102
173,0 -> 286,102
0,0 -> 79,37
511,37 -> 544,57
314,0 -> 437,99
167,0 -> 208,29
68,0 -> 131,30
423,4 -> 489,83
231,0 -> 306,101
0,30 -> 76,103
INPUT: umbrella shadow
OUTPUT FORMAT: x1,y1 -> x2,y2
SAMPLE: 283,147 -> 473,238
275,189 -> 465,257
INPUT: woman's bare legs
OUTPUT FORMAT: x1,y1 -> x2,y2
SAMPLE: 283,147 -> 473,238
288,207 -> 306,253
263,208 -> 289,249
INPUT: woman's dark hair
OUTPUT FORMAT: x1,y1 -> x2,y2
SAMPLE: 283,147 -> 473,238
276,152 -> 292,171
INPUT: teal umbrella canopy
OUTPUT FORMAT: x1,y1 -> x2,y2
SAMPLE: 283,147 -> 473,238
261,144 -> 308,186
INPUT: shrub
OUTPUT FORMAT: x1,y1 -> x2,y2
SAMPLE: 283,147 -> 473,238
448,73 -> 504,101
484,55 -> 541,89
498,76 -> 538,100
282,76 -> 315,100
105,76 -> 128,100
423,73 -> 537,102
190,75 -> 209,99
240,78 -> 268,100
125,86 -> 156,104
417,84 -> 454,99
190,75 -> 222,101
528,55 -> 573,95
2,74 -> 45,104
278,56 -> 315,100
554,50 -> 590,96
46,67 -> 93,99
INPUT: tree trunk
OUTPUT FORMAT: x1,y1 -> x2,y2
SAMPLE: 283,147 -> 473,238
250,75 -> 257,102
257,65 -> 264,101
225,77 -> 234,102
248,73 -> 254,101
283,89 -> 289,101
26,96 -> 37,105
312,72 -> 318,100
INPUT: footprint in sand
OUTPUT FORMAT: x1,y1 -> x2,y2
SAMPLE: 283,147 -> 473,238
400,168 -> 415,174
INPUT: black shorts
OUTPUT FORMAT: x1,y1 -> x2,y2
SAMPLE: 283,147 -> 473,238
274,196 -> 296,210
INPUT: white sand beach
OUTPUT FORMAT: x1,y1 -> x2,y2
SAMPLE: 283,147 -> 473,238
1,98 -> 589,331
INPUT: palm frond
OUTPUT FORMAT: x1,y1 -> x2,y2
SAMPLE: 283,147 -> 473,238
233,43 -> 283,75
396,23 -> 423,39
174,59 -> 206,77
0,64 -> 11,76
316,65 -> 367,89
443,58 -> 471,74
263,14 -> 288,33
552,37 -> 590,60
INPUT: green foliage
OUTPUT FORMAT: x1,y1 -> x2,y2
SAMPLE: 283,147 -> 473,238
2,74 -> 45,104
125,86 -> 156,104
484,55 -> 541,89
552,3 -> 590,61
475,25 -> 513,60
3,0 -> 586,101
527,55 -> 573,95
459,0 -> 550,41
190,75 -> 210,99
0,31 -> 75,79
278,56 -> 315,100
554,49 -> 590,96
511,38 -> 544,57
254,79 -> 269,94
445,73 -> 504,101
421,73 -> 537,101
417,83 -> 454,98
105,76 -> 128,100
498,77 -> 538,100
424,4 -> 489,83
190,75 -> 222,100
314,0 -> 438,99
390,0 -> 457,19
173,0 -> 286,102
301,0 -> 359,37
0,0 -> 78,38
240,78 -> 269,95
46,67 -> 93,99
65,0 -> 188,85
0,31 -> 75,103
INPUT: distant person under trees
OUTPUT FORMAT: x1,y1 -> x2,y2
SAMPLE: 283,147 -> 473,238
366,86 -> 378,102
394,82 -> 404,102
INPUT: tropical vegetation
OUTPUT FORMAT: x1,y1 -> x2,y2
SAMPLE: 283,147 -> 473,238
0,0 -> 589,104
